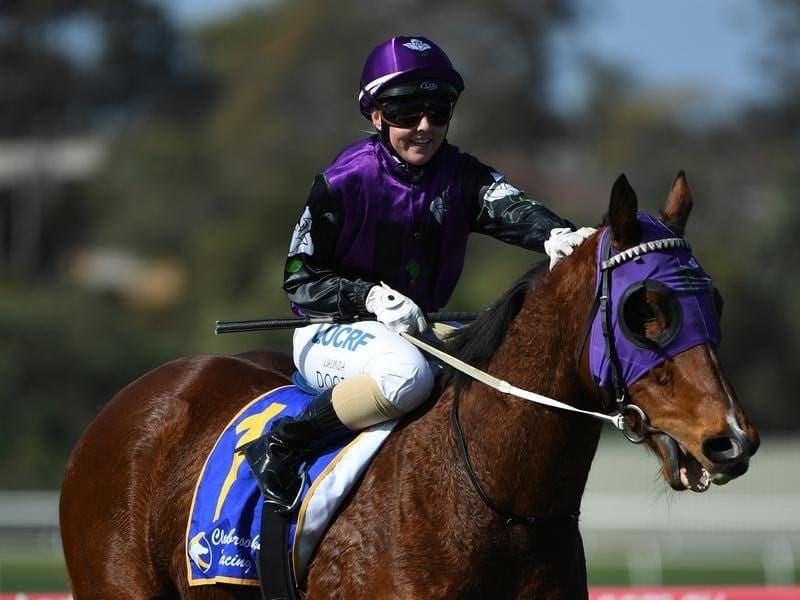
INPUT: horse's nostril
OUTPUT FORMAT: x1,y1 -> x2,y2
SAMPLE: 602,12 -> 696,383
702,436 -> 742,463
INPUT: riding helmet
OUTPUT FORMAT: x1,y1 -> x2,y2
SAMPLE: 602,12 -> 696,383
358,36 -> 465,119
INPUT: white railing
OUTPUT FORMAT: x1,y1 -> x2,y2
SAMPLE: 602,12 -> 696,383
1,436 -> 797,585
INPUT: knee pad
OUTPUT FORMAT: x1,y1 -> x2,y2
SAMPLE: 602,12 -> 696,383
330,376 -> 400,429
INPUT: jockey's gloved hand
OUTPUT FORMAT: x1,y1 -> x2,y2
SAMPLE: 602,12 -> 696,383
544,227 -> 597,271
365,282 -> 428,335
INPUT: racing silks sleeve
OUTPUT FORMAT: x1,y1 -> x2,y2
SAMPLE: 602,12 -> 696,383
282,174 -> 376,319
462,157 -> 575,253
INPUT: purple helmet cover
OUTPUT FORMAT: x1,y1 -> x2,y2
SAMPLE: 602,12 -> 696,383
359,36 -> 464,119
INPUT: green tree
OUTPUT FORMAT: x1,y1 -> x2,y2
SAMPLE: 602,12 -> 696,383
0,0 -> 214,135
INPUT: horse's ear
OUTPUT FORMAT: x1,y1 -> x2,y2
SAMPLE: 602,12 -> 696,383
661,170 -> 693,236
607,173 -> 641,247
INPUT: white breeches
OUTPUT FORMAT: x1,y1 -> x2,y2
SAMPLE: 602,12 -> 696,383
293,321 -> 435,414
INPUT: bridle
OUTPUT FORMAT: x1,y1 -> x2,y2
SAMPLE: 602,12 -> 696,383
402,224 -> 712,526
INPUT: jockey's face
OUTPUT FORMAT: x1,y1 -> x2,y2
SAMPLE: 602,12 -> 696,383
371,107 -> 447,166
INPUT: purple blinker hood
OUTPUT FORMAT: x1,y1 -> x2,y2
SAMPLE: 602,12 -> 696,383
588,213 -> 721,390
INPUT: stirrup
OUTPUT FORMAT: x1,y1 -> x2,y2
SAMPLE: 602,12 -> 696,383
238,435 -> 309,514
263,462 -> 308,514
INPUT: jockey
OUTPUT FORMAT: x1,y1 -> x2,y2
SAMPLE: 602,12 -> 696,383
243,35 -> 595,511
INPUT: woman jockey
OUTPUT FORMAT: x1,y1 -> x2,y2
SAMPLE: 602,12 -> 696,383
243,35 -> 595,511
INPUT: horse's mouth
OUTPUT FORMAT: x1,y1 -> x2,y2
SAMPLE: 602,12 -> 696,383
652,433 -> 711,493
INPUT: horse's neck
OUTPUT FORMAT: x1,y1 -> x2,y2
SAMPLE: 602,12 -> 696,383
458,249 -> 603,516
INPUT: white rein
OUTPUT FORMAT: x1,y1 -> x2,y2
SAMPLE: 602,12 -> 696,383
400,332 -> 627,431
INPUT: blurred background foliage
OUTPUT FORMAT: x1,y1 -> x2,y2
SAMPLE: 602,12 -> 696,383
1,0 -> 798,488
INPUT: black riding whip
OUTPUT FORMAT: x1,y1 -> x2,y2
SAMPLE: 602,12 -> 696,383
214,311 -> 481,334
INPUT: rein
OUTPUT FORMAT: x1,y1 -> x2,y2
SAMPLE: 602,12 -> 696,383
400,333 -> 629,432
400,330 -> 637,528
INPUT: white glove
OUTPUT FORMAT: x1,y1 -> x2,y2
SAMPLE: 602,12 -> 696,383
365,282 -> 428,335
543,226 -> 597,270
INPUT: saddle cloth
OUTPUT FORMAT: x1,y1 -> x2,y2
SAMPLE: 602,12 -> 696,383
185,385 -> 398,586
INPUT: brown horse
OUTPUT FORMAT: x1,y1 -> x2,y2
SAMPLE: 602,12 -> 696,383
60,173 -> 759,599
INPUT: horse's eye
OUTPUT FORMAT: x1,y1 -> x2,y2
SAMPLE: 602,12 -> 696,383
631,297 -> 658,322
619,280 -> 683,349
622,289 -> 658,335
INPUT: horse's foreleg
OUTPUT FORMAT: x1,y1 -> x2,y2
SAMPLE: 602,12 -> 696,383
513,527 -> 588,600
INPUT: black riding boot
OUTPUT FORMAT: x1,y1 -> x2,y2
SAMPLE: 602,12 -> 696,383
240,388 -> 346,512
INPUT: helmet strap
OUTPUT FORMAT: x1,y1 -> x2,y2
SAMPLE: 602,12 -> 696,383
377,119 -> 416,172
376,116 -> 450,174
377,118 -> 392,148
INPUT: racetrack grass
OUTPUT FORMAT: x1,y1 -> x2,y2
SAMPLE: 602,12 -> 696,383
0,557 -> 794,591
588,561 -> 797,586
0,560 -> 69,593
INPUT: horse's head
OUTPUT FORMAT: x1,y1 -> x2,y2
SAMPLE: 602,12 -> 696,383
585,173 -> 759,492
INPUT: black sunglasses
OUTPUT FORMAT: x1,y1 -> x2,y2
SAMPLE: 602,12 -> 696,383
375,97 -> 455,128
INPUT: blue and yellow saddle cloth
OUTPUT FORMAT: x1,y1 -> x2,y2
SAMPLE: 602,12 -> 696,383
185,385 -> 397,587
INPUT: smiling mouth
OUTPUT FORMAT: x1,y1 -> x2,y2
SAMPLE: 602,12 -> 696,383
653,433 -> 711,493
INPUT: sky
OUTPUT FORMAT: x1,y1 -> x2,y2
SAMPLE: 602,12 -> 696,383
154,0 -> 266,26
154,0 -> 772,117
550,0 -> 772,116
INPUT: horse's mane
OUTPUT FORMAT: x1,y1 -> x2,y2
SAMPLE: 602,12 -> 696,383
441,260 -> 549,393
